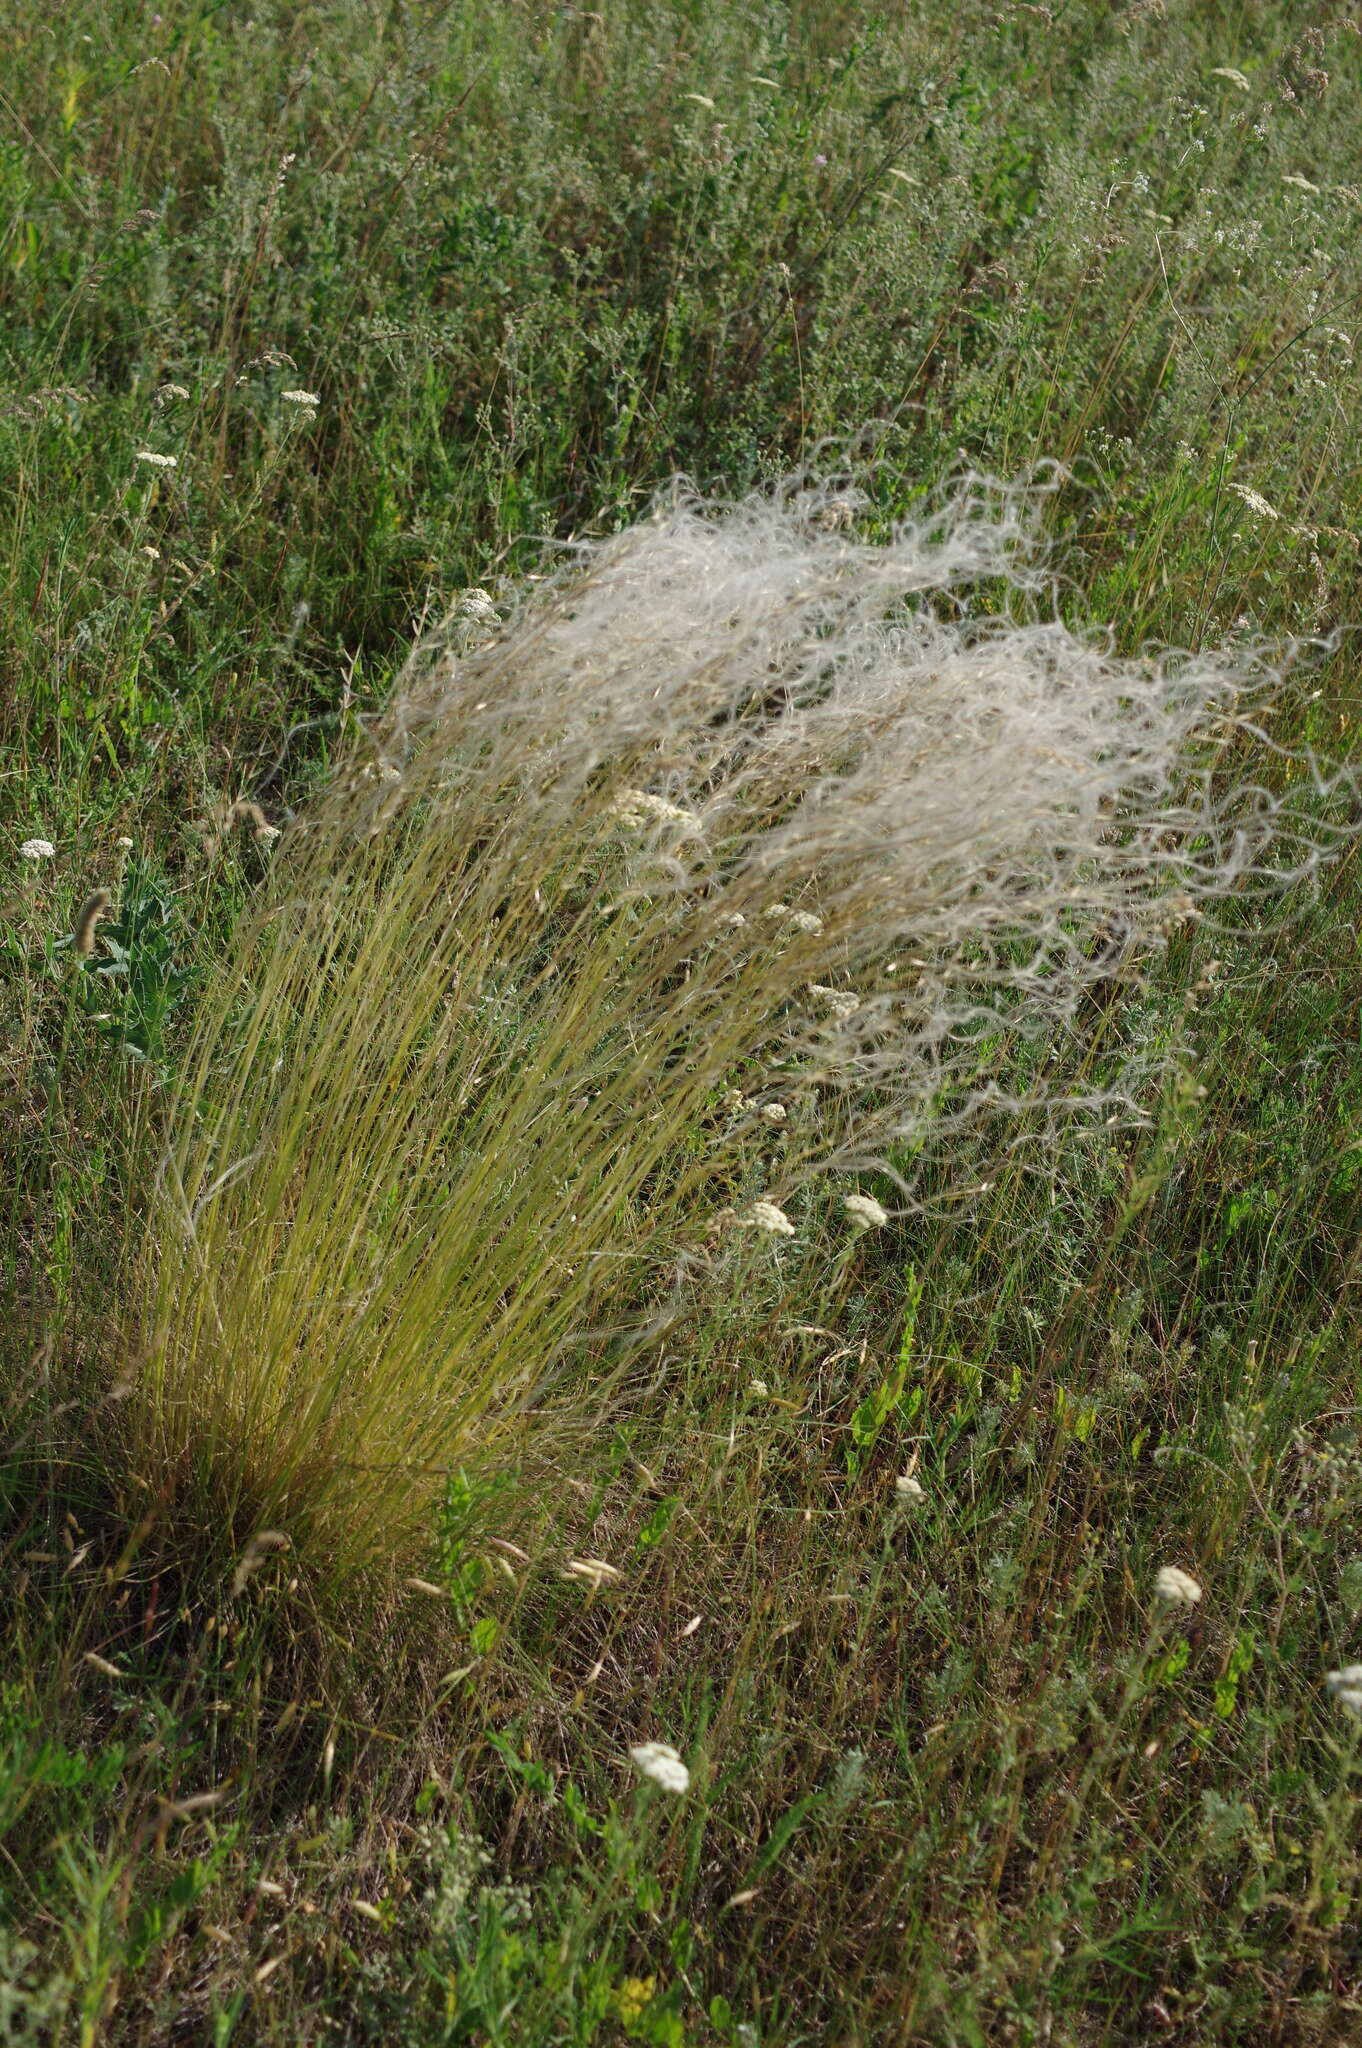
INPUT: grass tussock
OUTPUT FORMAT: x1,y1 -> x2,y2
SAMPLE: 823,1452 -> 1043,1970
5,1 -> 1362,2041
135,469 -> 1351,1577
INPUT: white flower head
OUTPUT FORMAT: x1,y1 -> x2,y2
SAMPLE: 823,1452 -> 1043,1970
282,389 -> 321,406
808,983 -> 861,1022
895,1474 -> 925,1502
134,450 -> 177,468
844,1192 -> 889,1232
1326,1666 -> 1362,1717
610,788 -> 701,834
629,1741 -> 690,1795
1154,1565 -> 1203,1607
115,836 -> 135,850
759,1101 -> 788,1126
457,587 -> 498,621
788,909 -> 823,936
748,1378 -> 770,1399
742,1200 -> 795,1238
1209,66 -> 1251,90
19,838 -> 56,861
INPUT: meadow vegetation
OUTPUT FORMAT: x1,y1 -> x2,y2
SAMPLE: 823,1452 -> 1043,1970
3,2 -> 1362,2042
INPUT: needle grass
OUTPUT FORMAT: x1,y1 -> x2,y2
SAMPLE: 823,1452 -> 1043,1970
130,472 -> 1347,1579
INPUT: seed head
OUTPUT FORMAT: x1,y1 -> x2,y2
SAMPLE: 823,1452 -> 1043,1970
73,889 -> 112,957
564,1557 -> 621,1591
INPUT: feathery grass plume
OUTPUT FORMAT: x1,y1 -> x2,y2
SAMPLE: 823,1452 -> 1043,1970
72,889 -> 112,957
131,468 -> 1354,1578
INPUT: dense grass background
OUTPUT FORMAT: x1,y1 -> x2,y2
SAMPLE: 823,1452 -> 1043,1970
3,1 -> 1362,2042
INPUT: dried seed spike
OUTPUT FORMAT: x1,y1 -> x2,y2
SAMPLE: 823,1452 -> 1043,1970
73,888 -> 112,957
230,1529 -> 291,1598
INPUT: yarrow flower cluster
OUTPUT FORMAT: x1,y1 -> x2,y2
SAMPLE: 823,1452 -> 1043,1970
1154,1566 -> 1203,1607
134,450 -> 177,469
629,1741 -> 690,1795
844,1192 -> 889,1231
808,984 -> 861,1021
19,838 -> 56,861
610,788 -> 701,833
895,1473 -> 925,1502
741,1200 -> 795,1237
1325,1665 -> 1362,1718
281,389 -> 321,407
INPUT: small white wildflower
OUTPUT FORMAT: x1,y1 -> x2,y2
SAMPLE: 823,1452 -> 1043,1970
155,382 -> 191,403
723,911 -> 747,928
720,1087 -> 747,1116
611,788 -> 701,833
1325,1665 -> 1362,1716
628,1741 -> 690,1795
808,983 -> 861,1021
1227,483 -> 1280,520
134,450 -> 177,469
788,909 -> 823,936
457,587 -> 498,621
742,1200 -> 795,1238
281,389 -> 321,406
19,839 -> 56,861
763,903 -> 791,920
895,1474 -> 925,1502
844,1192 -> 889,1231
748,1378 -> 770,1398
759,1101 -> 788,1127
1281,173 -> 1320,194
1209,66 -> 1251,91
1154,1566 -> 1203,1607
